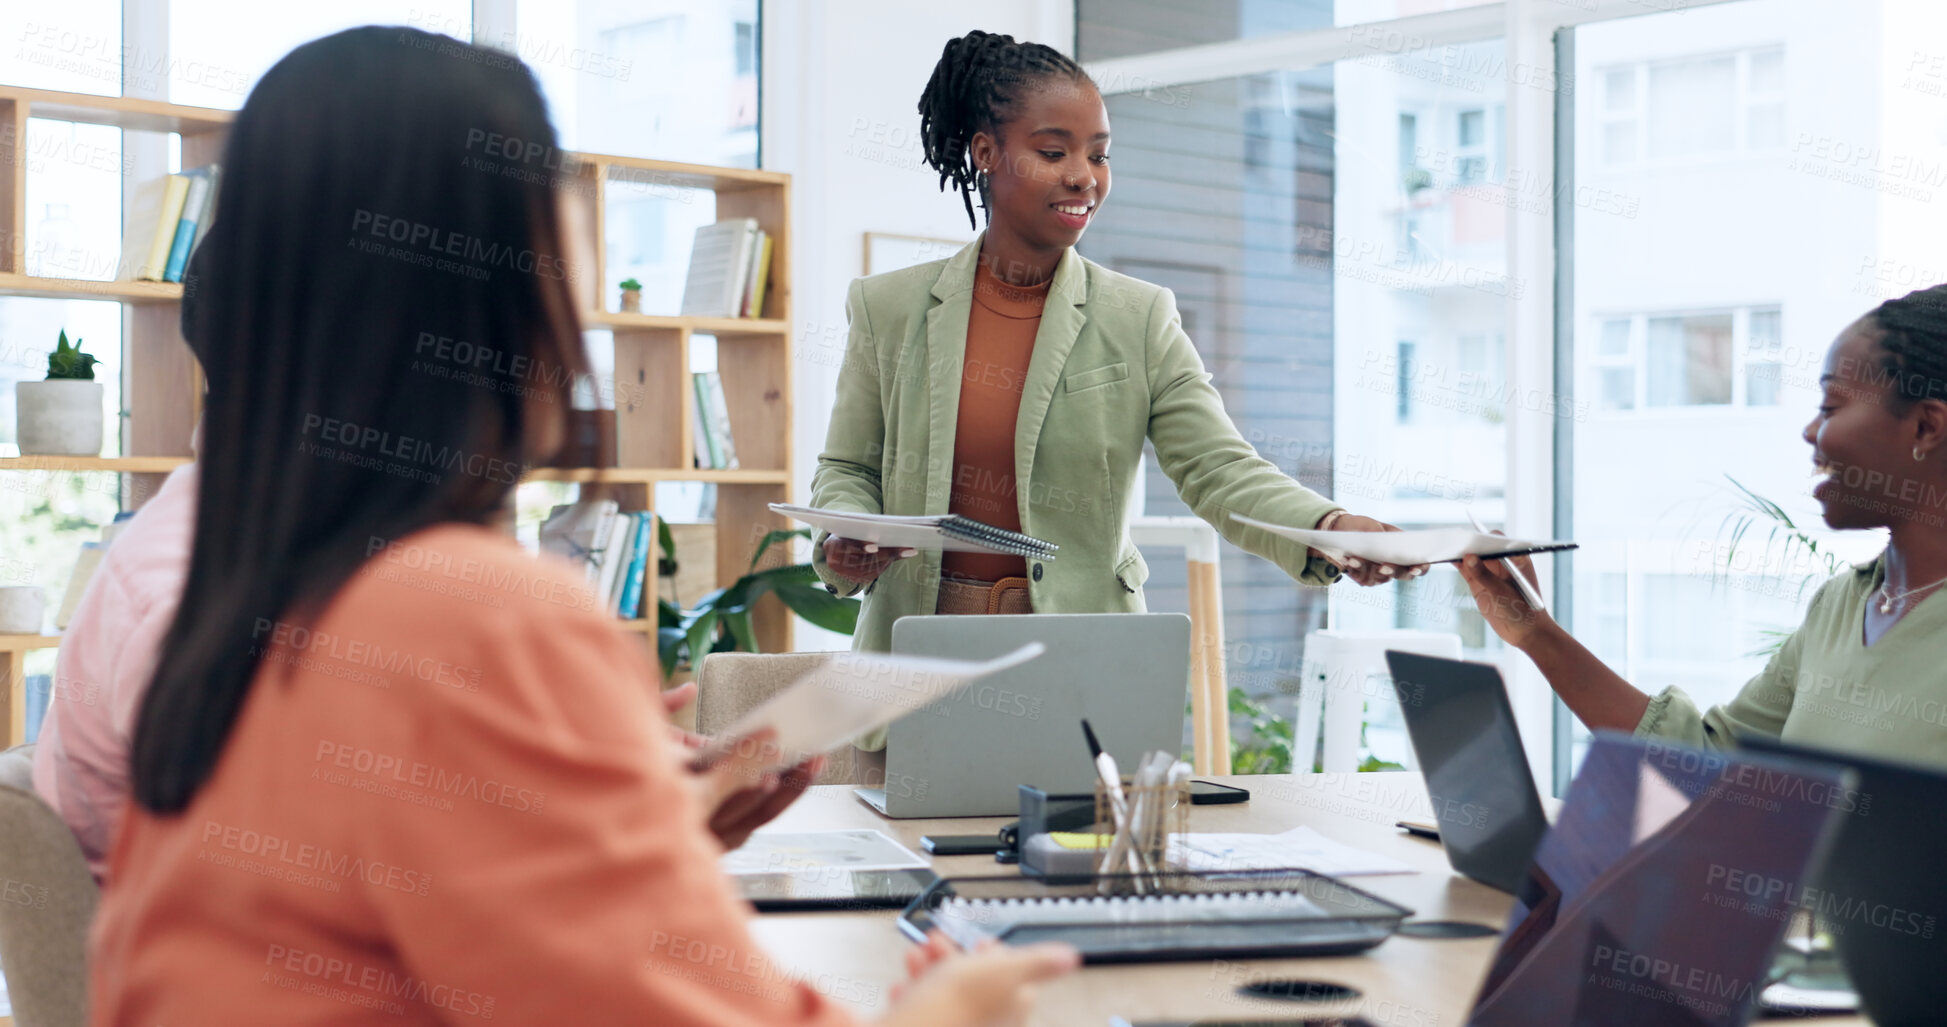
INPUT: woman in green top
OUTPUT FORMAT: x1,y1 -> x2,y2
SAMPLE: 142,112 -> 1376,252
1462,286 -> 1947,768
813,31 -> 1420,657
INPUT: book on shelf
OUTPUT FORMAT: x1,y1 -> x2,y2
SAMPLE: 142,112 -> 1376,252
679,218 -> 760,318
121,164 -> 222,283
123,174 -> 190,282
595,509 -> 633,609
740,230 -> 773,318
539,498 -> 620,591
691,371 -> 739,470
163,165 -> 221,283
616,512 -> 655,620
690,381 -> 718,470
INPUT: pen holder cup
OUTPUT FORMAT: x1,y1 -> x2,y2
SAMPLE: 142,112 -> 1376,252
1092,775 -> 1191,882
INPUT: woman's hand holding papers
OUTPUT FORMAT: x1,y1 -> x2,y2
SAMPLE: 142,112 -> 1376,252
1318,513 -> 1432,586
660,684 -> 824,850
824,535 -> 918,585
882,930 -> 1079,1027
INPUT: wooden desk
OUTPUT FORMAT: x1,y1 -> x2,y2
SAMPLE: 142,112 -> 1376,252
750,773 -> 1869,1026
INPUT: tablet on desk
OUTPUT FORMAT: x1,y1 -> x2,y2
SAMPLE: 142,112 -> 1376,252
738,868 -> 939,912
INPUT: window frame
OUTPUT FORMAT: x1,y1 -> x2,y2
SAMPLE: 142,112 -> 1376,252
1080,0 -> 1755,794
1594,44 -> 1788,170
1586,304 -> 1784,415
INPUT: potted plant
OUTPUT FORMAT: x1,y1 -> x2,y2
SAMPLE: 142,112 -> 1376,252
15,331 -> 103,456
657,527 -> 860,678
618,277 -> 643,313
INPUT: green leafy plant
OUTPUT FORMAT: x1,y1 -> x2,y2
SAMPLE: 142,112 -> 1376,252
1401,166 -> 1434,193
1715,474 -> 1849,656
618,278 -> 642,292
656,527 -> 859,677
1226,687 -> 1295,775
1215,687 -> 1407,775
46,331 -> 99,381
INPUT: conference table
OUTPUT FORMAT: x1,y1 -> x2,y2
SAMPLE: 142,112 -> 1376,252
749,772 -> 1871,1026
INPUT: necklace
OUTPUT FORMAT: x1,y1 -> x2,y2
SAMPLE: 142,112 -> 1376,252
1874,571 -> 1947,614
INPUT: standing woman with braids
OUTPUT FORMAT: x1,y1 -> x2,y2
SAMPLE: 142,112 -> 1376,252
813,33 -> 1420,741
1462,285 -> 1947,767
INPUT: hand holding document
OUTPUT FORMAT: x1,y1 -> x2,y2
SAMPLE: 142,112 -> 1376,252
1231,513 -> 1576,568
772,503 -> 1057,559
708,643 -> 1046,768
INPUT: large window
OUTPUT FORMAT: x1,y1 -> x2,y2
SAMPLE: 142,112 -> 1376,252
513,0 -> 759,167
1078,4 -> 1511,771
1081,0 -> 1947,788
1561,0 -> 1947,775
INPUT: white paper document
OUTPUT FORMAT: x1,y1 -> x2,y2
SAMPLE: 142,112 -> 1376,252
722,829 -> 928,875
1168,826 -> 1416,877
1231,515 -> 1575,567
710,643 -> 1045,765
770,503 -> 1057,558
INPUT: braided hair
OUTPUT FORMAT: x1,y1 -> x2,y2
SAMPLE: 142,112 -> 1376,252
1867,284 -> 1947,411
917,31 -> 1092,229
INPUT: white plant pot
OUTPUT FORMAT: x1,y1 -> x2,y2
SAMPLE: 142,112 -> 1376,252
15,380 -> 105,456
0,586 -> 45,635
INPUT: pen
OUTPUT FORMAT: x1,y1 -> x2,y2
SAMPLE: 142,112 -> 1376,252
1466,510 -> 1548,615
1082,719 -> 1143,883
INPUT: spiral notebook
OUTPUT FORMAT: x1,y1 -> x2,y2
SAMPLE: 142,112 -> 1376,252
770,504 -> 1058,559
900,870 -> 1411,963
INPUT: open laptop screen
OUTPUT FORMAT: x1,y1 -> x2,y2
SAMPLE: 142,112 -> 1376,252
1383,651 -> 1548,894
1469,734 -> 1855,1027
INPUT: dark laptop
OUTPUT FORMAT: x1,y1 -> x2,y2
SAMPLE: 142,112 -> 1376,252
1469,733 -> 1854,1027
1738,734 -> 1947,1026
1382,650 -> 1549,893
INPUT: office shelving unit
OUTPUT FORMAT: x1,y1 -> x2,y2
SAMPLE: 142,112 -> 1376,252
0,86 -> 796,745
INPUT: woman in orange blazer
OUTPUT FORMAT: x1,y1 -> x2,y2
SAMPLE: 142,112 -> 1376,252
92,27 -> 1072,1027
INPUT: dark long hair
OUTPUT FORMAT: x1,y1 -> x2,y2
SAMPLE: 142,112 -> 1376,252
133,27 -> 589,813
1867,285 -> 1947,411
917,31 -> 1090,229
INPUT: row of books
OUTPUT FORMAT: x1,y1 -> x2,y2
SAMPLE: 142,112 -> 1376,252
538,500 -> 656,620
678,218 -> 773,318
123,165 -> 222,283
691,371 -> 739,470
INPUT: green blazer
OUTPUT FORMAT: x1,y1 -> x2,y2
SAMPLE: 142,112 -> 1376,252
812,235 -> 1342,657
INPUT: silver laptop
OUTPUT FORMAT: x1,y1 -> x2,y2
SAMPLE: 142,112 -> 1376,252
856,613 -> 1192,818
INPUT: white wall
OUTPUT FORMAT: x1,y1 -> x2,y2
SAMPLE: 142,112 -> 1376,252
761,0 -> 1073,648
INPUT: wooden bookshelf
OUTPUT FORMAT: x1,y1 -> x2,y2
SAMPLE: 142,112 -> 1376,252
0,86 -> 798,746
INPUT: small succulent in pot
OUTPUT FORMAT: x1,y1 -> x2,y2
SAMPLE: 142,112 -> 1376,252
15,331 -> 106,456
619,277 -> 643,313
47,331 -> 100,379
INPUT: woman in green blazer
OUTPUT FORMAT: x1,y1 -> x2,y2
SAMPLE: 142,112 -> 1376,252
813,31 -> 1418,663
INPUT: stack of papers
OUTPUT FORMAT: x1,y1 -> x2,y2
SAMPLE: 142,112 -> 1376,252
1168,826 -> 1415,877
709,642 -> 1045,766
1230,515 -> 1575,567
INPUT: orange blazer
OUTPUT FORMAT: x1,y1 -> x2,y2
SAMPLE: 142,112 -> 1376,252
90,524 -> 856,1027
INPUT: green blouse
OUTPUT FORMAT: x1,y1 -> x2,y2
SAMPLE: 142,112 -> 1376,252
1636,554 -> 1947,770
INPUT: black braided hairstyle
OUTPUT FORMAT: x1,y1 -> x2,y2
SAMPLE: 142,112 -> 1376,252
1867,284 -> 1947,411
917,31 -> 1092,229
